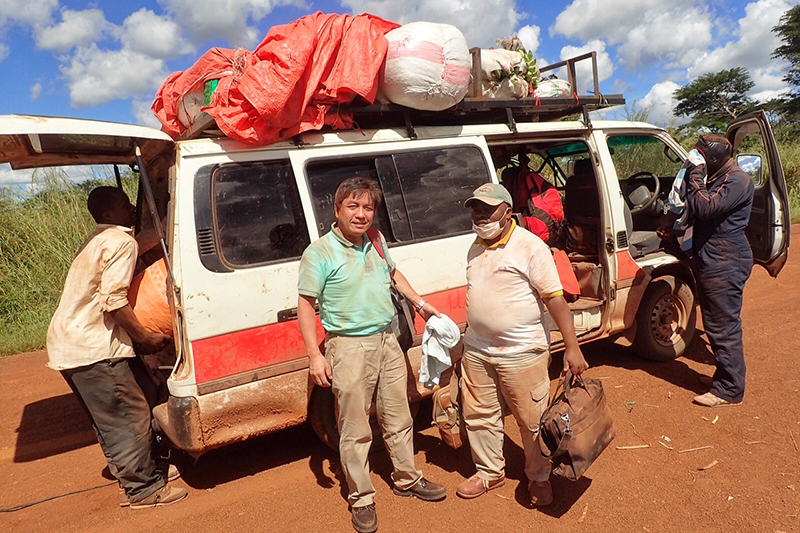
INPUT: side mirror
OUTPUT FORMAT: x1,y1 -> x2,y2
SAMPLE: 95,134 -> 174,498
737,154 -> 763,186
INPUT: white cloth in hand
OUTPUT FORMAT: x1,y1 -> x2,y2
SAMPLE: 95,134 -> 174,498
420,314 -> 460,389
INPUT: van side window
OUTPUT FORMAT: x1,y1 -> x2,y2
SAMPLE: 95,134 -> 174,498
391,147 -> 488,239
212,161 -> 310,267
306,146 -> 489,243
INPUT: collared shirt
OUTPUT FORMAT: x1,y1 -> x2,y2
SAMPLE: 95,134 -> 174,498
298,224 -> 395,336
465,220 -> 563,355
46,225 -> 139,371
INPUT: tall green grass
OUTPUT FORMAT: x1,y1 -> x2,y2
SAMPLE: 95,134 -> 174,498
0,169 -> 136,355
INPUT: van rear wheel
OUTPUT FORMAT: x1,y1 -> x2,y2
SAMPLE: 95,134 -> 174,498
633,276 -> 696,361
308,387 -> 418,453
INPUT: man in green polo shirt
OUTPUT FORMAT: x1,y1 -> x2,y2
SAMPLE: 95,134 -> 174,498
297,177 -> 447,533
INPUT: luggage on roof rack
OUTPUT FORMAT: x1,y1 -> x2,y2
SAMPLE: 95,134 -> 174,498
179,50 -> 624,141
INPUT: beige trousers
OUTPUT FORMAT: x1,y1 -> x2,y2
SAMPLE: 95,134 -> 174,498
461,346 -> 552,483
326,330 -> 422,507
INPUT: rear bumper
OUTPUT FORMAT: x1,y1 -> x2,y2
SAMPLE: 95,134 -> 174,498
153,367 -> 310,453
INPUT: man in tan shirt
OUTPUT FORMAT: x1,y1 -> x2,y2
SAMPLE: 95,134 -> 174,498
47,186 -> 186,509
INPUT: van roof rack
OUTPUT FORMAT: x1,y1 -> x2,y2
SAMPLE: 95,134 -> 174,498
180,50 -> 624,141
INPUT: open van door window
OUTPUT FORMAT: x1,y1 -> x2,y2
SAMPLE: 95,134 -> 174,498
726,111 -> 791,277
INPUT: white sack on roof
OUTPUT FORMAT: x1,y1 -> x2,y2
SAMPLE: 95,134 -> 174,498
378,22 -> 470,111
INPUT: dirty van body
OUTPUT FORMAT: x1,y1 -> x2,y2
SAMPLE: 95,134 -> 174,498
0,109 -> 789,455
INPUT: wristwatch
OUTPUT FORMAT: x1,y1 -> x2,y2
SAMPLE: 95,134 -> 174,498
415,299 -> 427,313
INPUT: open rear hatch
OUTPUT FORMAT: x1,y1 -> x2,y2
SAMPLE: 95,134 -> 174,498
0,115 -> 174,169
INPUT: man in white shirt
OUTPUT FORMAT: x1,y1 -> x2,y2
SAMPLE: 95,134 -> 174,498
455,183 -> 588,507
47,186 -> 186,509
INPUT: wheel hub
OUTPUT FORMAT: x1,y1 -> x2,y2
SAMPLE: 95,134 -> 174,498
650,295 -> 685,347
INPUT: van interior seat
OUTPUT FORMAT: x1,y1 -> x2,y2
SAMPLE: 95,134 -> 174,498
622,200 -> 663,259
564,158 -> 600,259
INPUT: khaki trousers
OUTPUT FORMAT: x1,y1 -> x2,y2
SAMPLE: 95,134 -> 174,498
462,346 -> 552,483
326,330 -> 422,507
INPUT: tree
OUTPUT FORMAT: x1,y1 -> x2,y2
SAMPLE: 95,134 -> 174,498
772,5 -> 800,118
673,68 -> 755,132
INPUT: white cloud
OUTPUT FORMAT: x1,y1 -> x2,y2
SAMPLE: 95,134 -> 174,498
686,0 -> 794,102
639,81 -> 682,127
559,40 -> 614,94
516,24 -> 540,55
340,0 -> 522,48
0,43 -> 8,63
34,9 -> 113,52
30,82 -> 42,100
61,44 -> 169,108
132,100 -> 163,129
552,0 -> 713,70
0,0 -> 58,27
0,164 -> 34,187
121,9 -> 194,59
159,0 -> 300,48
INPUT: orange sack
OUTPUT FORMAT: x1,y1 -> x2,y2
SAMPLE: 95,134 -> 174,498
128,258 -> 172,335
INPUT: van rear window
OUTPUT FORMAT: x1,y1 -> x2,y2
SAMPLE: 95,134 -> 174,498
212,161 -> 310,267
306,145 -> 489,243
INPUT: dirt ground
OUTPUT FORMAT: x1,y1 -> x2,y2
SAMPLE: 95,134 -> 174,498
2,227 -> 799,533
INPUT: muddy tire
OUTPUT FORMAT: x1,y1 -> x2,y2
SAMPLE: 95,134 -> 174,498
633,276 -> 696,361
308,387 -> 419,453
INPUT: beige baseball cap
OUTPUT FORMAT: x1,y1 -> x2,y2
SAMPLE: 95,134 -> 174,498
464,182 -> 513,208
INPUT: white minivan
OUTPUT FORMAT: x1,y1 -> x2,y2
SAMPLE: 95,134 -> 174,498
0,105 -> 789,455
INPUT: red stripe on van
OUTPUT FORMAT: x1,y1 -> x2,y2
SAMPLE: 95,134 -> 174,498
191,285 -> 468,383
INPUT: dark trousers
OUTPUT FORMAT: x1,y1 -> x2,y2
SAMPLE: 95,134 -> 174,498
693,254 -> 752,403
61,357 -> 165,502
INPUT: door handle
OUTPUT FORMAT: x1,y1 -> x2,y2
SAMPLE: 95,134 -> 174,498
278,303 -> 319,323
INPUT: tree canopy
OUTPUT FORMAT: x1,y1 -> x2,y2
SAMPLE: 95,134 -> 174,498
772,5 -> 800,118
673,67 -> 755,133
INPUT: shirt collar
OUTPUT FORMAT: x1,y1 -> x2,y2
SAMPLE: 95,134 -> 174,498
96,224 -> 134,235
474,219 -> 517,249
330,222 -> 366,249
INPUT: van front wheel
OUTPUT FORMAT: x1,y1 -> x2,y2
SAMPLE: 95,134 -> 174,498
633,276 -> 696,361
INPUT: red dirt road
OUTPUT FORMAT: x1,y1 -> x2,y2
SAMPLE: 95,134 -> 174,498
2,227 -> 799,533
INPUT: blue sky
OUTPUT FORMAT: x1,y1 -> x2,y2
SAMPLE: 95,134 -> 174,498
0,0 -> 798,186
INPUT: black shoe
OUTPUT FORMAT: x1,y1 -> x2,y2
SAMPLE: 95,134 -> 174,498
392,477 -> 447,501
351,503 -> 378,533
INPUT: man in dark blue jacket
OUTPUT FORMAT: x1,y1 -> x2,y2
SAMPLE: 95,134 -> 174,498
685,134 -> 754,407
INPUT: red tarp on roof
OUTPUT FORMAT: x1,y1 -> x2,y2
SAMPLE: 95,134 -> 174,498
152,12 -> 399,145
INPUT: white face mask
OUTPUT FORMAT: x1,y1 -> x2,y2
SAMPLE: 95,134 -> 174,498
472,208 -> 509,240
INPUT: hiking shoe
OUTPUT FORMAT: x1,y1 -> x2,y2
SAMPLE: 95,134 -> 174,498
456,474 -> 505,499
693,392 -> 741,407
529,480 -> 553,507
351,503 -> 377,533
119,487 -> 129,508
129,486 -> 187,509
165,464 -> 181,482
392,477 -> 447,501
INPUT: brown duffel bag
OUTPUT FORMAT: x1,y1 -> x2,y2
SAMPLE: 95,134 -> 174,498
539,370 -> 615,481
431,360 -> 466,449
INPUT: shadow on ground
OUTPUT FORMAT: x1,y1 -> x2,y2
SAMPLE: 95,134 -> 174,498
14,393 -> 95,462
